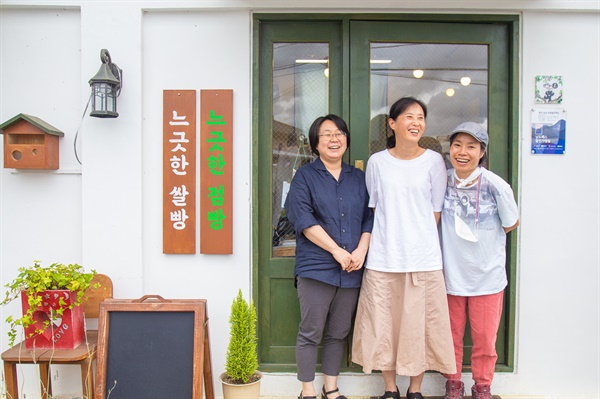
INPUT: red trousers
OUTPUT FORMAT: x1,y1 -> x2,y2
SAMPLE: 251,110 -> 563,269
442,291 -> 504,385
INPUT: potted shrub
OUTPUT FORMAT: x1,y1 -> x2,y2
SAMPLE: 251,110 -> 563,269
219,289 -> 262,399
1,260 -> 97,349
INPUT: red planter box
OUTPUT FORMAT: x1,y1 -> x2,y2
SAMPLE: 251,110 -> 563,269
20,290 -> 85,349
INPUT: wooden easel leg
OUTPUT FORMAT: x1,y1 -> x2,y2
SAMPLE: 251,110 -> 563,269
39,362 -> 52,399
3,362 -> 18,399
203,319 -> 215,399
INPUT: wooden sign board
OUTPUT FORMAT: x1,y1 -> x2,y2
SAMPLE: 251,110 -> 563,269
163,90 -> 197,254
200,90 -> 233,254
94,296 -> 214,399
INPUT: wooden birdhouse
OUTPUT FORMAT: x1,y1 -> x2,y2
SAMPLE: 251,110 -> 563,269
0,113 -> 64,170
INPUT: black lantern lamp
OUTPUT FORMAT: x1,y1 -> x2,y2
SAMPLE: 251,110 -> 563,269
89,49 -> 123,118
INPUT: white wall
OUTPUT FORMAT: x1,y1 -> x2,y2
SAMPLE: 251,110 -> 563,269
0,8 -> 86,396
0,2 -> 598,399
140,6 -> 253,395
515,10 -> 599,397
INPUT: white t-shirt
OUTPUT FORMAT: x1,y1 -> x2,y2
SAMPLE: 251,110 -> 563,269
365,149 -> 447,273
441,168 -> 519,296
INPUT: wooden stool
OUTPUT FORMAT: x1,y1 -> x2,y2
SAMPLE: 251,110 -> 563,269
1,330 -> 98,399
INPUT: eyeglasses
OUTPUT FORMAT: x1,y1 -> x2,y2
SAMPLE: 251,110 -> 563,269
318,129 -> 347,140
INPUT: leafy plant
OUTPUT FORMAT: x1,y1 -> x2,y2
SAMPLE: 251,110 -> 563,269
224,289 -> 259,384
1,260 -> 97,346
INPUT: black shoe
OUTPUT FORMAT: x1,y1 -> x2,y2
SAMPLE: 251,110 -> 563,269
299,391 -> 317,399
379,386 -> 401,399
406,391 -> 426,399
321,386 -> 347,399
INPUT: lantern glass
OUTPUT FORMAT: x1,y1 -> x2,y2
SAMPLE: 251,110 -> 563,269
91,82 -> 118,118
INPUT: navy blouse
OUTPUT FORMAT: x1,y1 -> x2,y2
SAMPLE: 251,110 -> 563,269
284,157 -> 373,288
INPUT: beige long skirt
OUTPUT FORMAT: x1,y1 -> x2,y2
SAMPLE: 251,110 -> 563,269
352,268 -> 457,376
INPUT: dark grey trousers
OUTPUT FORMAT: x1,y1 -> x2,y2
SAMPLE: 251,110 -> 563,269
296,276 -> 360,382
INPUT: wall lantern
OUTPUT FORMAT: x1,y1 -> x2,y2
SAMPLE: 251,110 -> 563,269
89,49 -> 123,118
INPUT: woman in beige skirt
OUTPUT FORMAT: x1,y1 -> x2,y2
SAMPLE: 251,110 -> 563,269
352,97 -> 456,399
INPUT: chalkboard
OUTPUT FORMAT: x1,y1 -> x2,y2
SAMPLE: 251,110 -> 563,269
94,296 -> 214,399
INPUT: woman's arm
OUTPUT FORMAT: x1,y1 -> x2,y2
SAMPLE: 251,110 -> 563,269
303,225 -> 352,270
503,219 -> 519,233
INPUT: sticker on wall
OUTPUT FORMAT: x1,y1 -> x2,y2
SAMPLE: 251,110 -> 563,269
531,108 -> 566,154
535,75 -> 563,104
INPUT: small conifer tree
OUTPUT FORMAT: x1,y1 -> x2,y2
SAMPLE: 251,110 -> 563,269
225,289 -> 259,384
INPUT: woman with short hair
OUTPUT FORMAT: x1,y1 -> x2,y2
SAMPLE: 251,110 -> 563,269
285,114 -> 373,399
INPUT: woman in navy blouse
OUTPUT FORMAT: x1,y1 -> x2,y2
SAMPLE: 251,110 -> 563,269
285,114 -> 373,399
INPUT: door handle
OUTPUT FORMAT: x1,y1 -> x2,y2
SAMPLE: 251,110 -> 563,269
354,160 -> 364,171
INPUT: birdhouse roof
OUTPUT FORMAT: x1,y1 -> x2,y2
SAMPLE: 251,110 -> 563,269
0,113 -> 65,137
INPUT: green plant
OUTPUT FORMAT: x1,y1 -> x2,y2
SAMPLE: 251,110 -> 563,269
223,289 -> 259,384
1,260 -> 97,346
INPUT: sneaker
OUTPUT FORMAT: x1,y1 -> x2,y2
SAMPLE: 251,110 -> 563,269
444,380 -> 464,399
471,383 -> 492,399
405,391 -> 425,399
378,387 -> 401,399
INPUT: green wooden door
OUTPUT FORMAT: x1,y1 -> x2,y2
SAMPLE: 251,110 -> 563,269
255,15 -> 518,372
256,20 -> 345,370
347,20 -> 515,369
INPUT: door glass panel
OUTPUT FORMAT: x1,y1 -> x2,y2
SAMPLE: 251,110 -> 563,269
271,43 -> 328,257
370,43 -> 488,167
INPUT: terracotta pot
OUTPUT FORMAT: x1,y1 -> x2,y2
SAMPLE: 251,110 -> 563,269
220,371 -> 262,399
21,289 -> 85,349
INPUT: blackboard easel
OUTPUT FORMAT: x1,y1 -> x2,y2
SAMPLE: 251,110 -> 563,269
94,295 -> 214,399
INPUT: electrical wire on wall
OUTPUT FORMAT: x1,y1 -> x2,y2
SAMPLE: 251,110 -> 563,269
73,93 -> 92,165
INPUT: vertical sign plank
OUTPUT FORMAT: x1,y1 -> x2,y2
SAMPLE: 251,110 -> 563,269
163,90 -> 196,254
200,90 -> 233,254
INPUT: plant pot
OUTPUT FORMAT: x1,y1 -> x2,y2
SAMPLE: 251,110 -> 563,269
21,289 -> 85,349
220,371 -> 262,399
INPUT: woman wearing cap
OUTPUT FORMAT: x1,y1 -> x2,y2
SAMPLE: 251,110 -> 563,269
440,122 -> 519,399
352,97 -> 456,399
284,114 -> 373,399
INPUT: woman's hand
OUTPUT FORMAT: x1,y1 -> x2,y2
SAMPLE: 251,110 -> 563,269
347,247 -> 367,272
331,247 -> 353,270
304,225 -> 352,269
347,232 -> 371,272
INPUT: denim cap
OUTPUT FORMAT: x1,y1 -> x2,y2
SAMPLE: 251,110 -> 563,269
451,122 -> 489,147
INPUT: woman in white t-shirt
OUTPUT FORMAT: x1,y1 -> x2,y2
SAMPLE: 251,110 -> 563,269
440,122 -> 519,399
352,97 -> 456,399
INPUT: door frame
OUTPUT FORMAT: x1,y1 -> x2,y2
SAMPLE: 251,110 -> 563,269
252,13 -> 520,372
